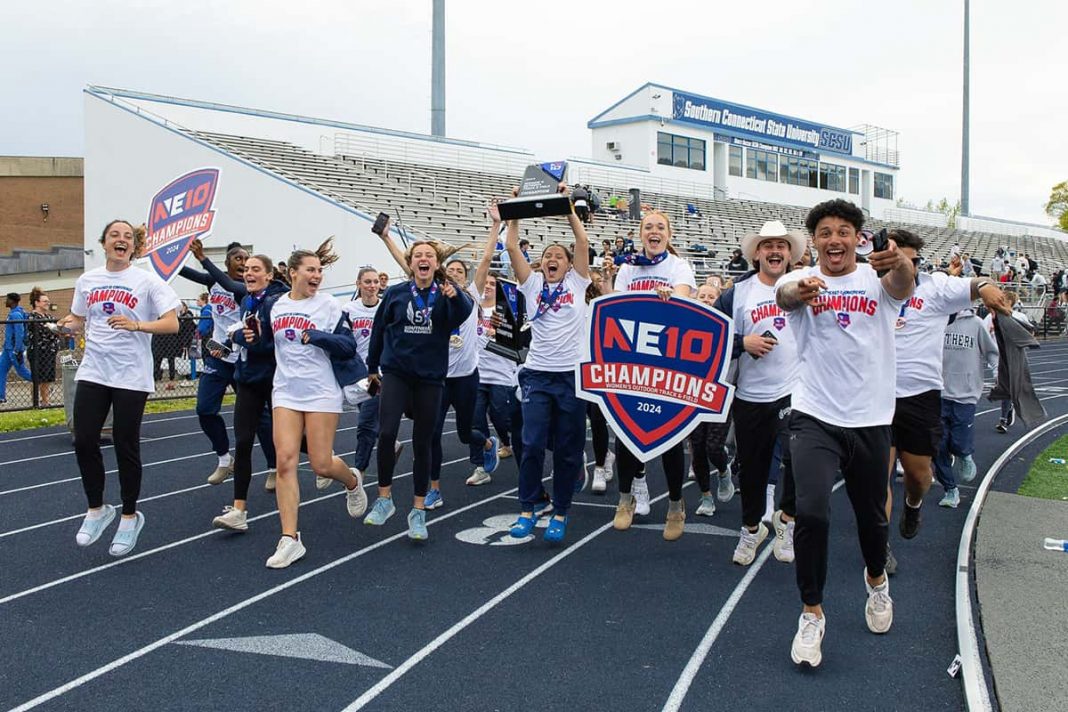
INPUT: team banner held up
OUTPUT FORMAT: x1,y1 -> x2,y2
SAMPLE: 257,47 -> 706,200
143,168 -> 221,282
577,294 -> 735,462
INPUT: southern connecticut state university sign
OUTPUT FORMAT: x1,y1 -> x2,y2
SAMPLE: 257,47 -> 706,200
577,293 -> 735,462
144,168 -> 221,282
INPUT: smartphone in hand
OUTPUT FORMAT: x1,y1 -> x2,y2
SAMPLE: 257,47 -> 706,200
371,212 -> 390,236
244,314 -> 259,333
205,339 -> 232,358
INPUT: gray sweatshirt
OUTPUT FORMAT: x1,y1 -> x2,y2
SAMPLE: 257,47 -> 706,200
942,310 -> 999,404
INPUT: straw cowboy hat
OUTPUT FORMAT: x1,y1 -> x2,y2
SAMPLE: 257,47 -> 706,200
740,220 -> 808,263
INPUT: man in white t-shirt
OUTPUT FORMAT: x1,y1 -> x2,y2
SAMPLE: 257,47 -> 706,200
887,229 -> 1009,550
775,199 -> 915,668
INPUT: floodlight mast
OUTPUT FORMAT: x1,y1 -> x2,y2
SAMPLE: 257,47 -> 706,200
961,0 -> 970,217
431,0 -> 445,138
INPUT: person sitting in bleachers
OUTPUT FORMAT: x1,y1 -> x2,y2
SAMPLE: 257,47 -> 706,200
727,248 -> 749,274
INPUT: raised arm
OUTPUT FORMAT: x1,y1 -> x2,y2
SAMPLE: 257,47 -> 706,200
201,258 -> 248,297
375,217 -> 412,277
504,218 -> 532,285
474,203 -> 503,295
870,240 -> 915,301
567,209 -> 590,279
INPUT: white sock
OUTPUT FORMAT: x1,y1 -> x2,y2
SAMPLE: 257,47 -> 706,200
117,515 -> 138,532
85,507 -> 108,520
218,453 -> 232,468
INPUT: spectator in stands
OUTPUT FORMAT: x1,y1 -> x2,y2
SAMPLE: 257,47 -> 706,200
26,287 -> 59,406
1031,270 -> 1049,295
1015,253 -> 1029,278
600,240 -> 613,258
727,248 -> 749,274
588,186 -> 601,214
378,271 -> 389,294
0,292 -> 32,404
989,249 -> 1005,279
1055,269 -> 1068,304
572,184 -> 591,224
998,266 -> 1015,284
518,239 -> 531,263
960,252 -> 975,276
1027,253 -> 1039,277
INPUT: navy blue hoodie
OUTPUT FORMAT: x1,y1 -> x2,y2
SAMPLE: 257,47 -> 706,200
367,280 -> 472,383
229,279 -> 289,385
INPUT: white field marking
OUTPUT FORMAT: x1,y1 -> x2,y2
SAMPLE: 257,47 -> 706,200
0,424 -> 359,488
341,483 -> 690,711
661,479 -> 845,712
975,393 -> 1068,418
501,494 -> 616,510
0,454 -> 467,607
0,428 -> 455,533
0,429 -> 212,467
0,409 -> 239,446
5,474 -> 521,712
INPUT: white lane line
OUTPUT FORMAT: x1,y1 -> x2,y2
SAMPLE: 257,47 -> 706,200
0,455 -> 466,607
5,473 -> 519,712
662,479 -> 844,712
0,410 -> 238,446
341,484 -> 686,711
975,393 -> 1068,418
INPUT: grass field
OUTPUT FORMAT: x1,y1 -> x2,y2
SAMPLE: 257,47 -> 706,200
1020,434 -> 1068,501
0,395 -> 235,434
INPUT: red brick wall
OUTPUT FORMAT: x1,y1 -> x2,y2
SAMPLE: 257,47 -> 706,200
0,176 -> 84,254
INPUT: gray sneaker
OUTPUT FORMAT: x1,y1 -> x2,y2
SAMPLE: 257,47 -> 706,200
716,473 -> 736,502
264,469 -> 277,492
207,462 -> 233,485
345,469 -> 368,518
953,454 -> 977,483
364,497 -> 396,526
75,504 -> 116,547
212,506 -> 248,532
939,488 -> 961,508
695,494 -> 717,517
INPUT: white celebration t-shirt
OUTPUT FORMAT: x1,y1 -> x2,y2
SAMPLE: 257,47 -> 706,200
447,284 -> 482,378
207,282 -> 240,364
342,298 -> 381,362
518,268 -> 591,373
894,272 -> 974,397
615,253 -> 697,294
776,264 -> 904,427
734,278 -> 799,402
72,265 -> 181,393
271,292 -> 344,413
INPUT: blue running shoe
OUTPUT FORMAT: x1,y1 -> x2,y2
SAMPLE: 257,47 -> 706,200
407,508 -> 428,540
108,511 -> 145,557
364,497 -> 396,526
510,513 -> 538,538
544,516 -> 568,543
75,504 -> 116,547
424,488 -> 444,510
483,436 -> 500,474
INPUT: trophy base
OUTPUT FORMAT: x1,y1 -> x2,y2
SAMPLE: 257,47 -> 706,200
497,193 -> 572,221
486,340 -> 528,365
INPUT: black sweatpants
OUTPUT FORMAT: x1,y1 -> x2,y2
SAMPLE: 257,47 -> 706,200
616,440 -> 686,501
689,419 -> 731,494
790,412 -> 891,606
588,403 -> 609,467
232,379 -> 272,502
73,381 -> 149,515
734,395 -> 796,528
377,372 -> 443,498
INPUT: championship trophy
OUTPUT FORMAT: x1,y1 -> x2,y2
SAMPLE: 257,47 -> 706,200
486,277 -> 529,364
496,161 -> 572,220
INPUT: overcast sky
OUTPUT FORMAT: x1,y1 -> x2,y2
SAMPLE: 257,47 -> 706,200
2,0 -> 1064,226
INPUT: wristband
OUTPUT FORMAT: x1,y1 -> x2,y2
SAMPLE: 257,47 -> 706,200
975,279 -> 995,293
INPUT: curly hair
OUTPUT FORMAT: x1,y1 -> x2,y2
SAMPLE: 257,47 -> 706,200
887,228 -> 925,251
99,220 -> 147,257
804,199 -> 865,235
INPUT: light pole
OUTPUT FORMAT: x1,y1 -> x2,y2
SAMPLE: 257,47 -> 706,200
961,0 -> 970,217
431,0 -> 445,137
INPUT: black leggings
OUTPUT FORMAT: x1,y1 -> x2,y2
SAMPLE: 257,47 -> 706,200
377,373 -> 443,498
232,379 -> 272,502
588,404 -> 609,467
616,440 -> 686,501
689,420 -> 731,494
73,381 -> 149,515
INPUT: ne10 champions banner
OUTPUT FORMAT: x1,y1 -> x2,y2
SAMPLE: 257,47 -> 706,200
143,168 -> 221,282
577,294 -> 735,462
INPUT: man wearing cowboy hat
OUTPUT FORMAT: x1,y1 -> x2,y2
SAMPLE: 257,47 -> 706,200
712,220 -> 807,568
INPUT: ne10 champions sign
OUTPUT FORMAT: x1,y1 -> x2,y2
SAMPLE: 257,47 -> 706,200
577,294 -> 735,462
672,90 -> 854,155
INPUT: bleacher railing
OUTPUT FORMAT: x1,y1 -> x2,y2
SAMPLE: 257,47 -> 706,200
333,132 -> 531,178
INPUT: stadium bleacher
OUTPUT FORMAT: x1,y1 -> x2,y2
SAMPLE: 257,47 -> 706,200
194,131 -> 1068,281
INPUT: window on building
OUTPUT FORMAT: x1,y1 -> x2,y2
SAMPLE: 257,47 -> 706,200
874,172 -> 894,200
819,163 -> 847,192
781,157 -> 819,187
849,167 -> 859,195
745,148 -> 778,182
657,131 -> 706,171
728,145 -> 743,177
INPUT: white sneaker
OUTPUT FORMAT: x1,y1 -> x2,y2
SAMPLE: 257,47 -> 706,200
687,466 -> 696,481
732,522 -> 769,566
592,466 -> 607,493
345,469 -> 368,517
316,475 -> 333,491
264,469 -> 277,492
212,506 -> 248,532
772,510 -> 795,563
695,494 -> 716,516
633,477 -> 651,516
265,533 -> 305,569
716,473 -> 735,502
603,451 -> 615,482
791,612 -> 826,667
207,461 -> 233,486
864,572 -> 893,634
466,467 -> 492,486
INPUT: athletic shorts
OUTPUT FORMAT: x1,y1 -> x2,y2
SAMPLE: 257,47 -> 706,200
892,389 -> 942,457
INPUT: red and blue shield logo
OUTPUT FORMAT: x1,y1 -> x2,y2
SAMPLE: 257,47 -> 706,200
577,294 -> 735,462
144,168 -> 220,282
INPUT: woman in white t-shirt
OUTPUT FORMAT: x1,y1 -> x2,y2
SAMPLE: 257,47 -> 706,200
59,220 -> 180,557
264,241 -> 368,570
505,188 -> 592,544
607,210 -> 698,541
342,267 -> 385,479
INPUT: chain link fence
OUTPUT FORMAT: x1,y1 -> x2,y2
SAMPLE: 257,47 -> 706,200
0,314 -> 214,413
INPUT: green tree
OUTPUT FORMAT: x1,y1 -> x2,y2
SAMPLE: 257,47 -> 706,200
1045,181 -> 1068,231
